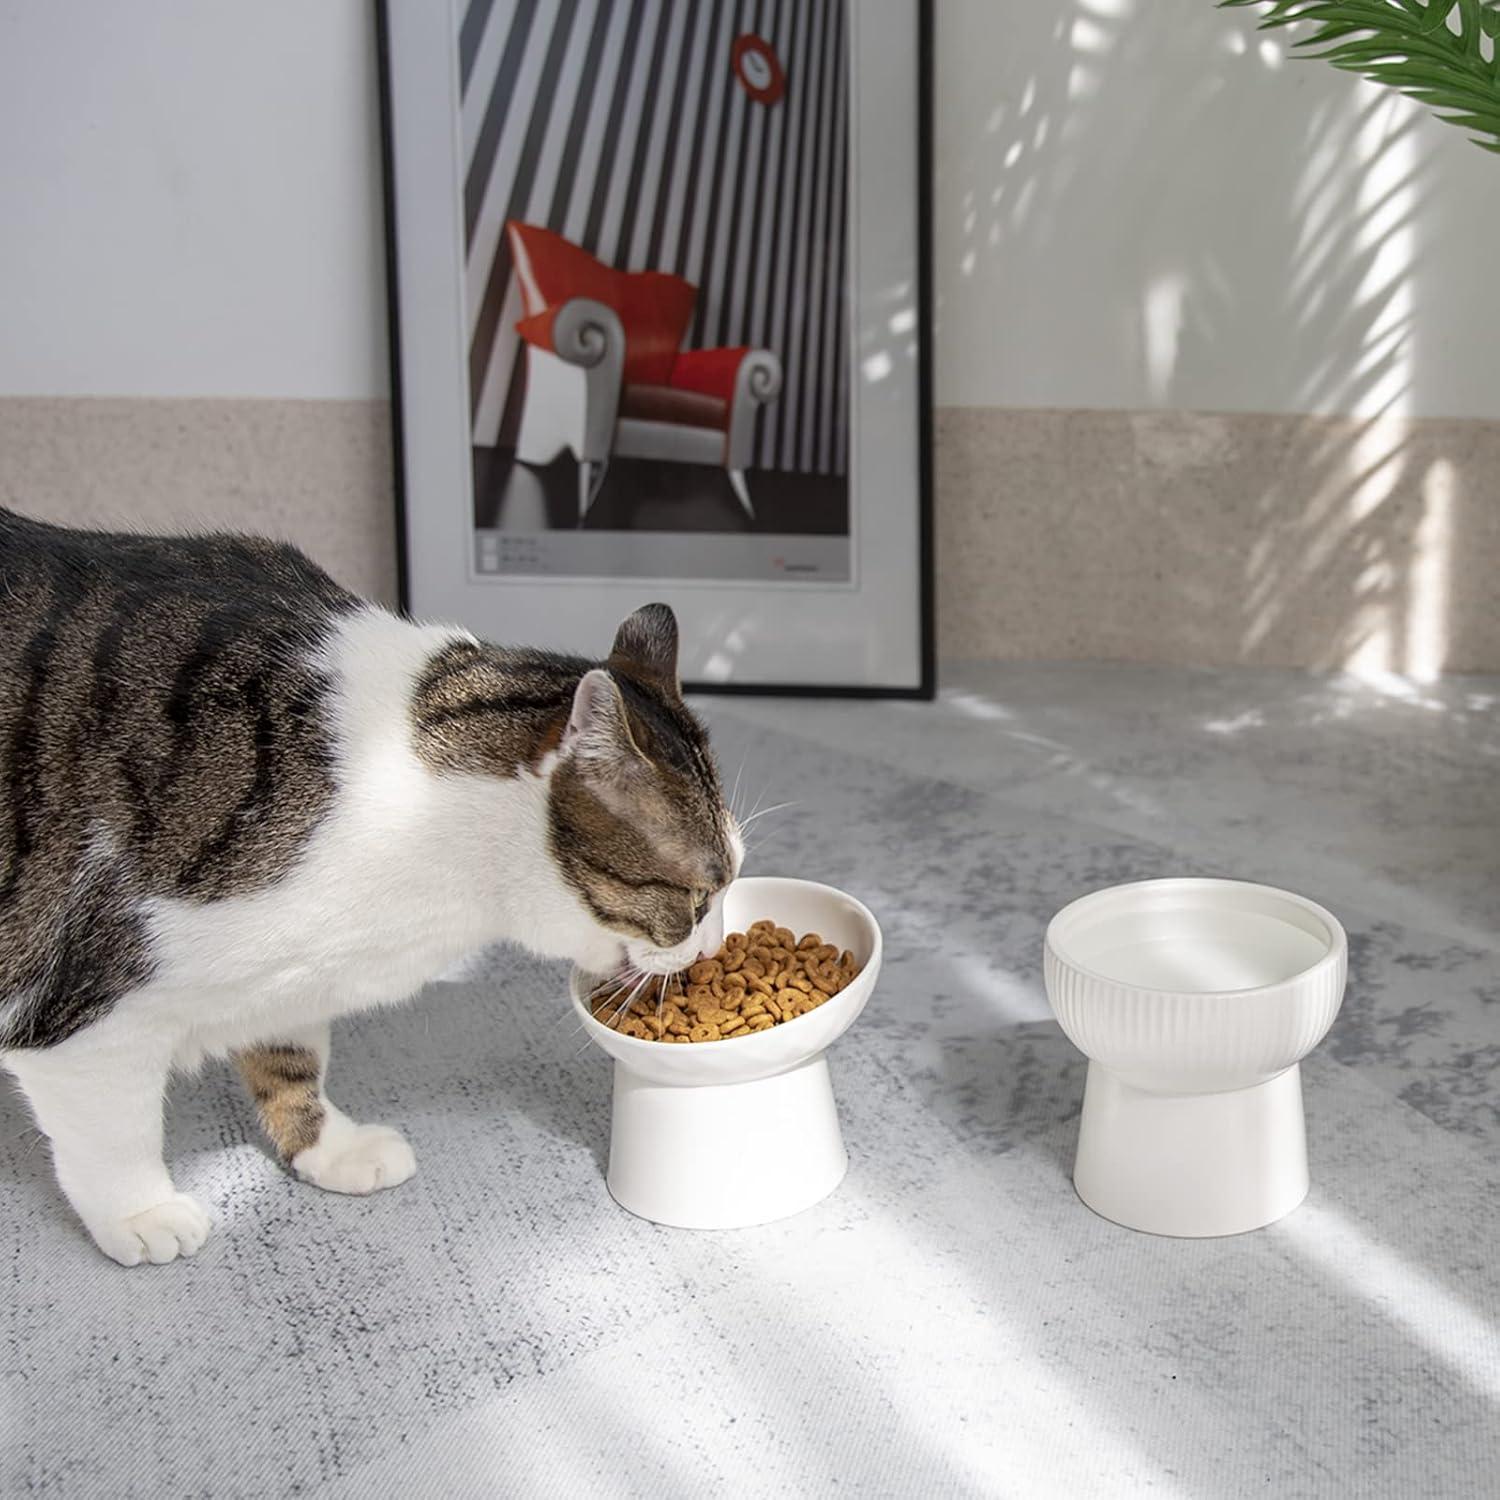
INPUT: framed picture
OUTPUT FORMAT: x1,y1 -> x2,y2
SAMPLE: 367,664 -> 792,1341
378,0 -> 932,696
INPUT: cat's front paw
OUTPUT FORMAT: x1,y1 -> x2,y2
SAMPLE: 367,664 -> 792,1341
88,1194 -> 212,1267
292,1123 -> 416,1195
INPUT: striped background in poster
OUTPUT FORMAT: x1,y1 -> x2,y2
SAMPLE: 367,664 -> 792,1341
460,0 -> 849,476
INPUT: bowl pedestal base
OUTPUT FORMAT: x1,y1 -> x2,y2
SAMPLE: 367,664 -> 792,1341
606,1054 -> 848,1230
1073,1062 -> 1309,1238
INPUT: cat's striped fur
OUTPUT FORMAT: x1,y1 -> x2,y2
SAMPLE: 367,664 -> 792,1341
0,510 -> 353,1050
0,508 -> 738,1264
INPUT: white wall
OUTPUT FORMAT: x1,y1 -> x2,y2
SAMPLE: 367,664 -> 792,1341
0,0 -> 387,400
935,0 -> 1500,421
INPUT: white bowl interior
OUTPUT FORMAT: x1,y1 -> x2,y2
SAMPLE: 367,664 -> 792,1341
570,875 -> 882,1087
1049,880 -> 1338,994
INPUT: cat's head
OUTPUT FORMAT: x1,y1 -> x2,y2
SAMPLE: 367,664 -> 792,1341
549,604 -> 741,978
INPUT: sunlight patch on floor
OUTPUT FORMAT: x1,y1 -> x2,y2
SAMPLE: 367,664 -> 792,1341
1281,1200 -> 1500,1406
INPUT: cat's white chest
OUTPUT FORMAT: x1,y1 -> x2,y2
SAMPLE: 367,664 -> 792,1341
131,610 -> 546,1059
142,810 -> 502,1059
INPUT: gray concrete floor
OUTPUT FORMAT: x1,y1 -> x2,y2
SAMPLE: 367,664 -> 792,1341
5,662 -> 1498,1497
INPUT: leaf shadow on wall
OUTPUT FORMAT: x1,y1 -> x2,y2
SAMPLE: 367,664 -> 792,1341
939,0 -> 1497,679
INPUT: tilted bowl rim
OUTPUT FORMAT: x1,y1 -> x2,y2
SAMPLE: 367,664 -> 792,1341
1044,876 -> 1348,1004
569,875 -> 883,1057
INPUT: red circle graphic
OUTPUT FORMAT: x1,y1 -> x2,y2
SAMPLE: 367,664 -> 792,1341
732,33 -> 786,107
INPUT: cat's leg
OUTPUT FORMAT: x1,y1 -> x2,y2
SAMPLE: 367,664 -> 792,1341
234,1022 -> 416,1195
4,1027 -> 211,1267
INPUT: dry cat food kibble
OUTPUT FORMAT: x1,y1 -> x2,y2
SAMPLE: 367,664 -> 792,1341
590,920 -> 862,1043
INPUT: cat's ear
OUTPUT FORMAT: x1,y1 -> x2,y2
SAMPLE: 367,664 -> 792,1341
609,603 -> 680,694
561,668 -> 643,775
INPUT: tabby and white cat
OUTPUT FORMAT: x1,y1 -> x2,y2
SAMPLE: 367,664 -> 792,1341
0,508 -> 739,1266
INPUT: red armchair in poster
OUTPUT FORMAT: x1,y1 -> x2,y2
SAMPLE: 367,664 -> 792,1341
507,221 -> 783,524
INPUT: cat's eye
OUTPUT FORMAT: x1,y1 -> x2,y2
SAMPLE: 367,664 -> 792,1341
692,893 -> 711,923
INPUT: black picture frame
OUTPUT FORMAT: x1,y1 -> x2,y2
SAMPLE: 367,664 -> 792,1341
376,0 -> 933,700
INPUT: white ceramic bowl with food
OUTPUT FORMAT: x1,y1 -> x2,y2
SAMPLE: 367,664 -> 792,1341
570,875 -> 883,1229
1044,877 -> 1348,1237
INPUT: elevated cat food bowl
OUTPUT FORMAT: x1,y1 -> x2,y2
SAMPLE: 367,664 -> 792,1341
1044,878 -> 1347,1237
571,876 -> 882,1230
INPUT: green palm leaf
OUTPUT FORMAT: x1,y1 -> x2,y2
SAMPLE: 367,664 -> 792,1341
1221,0 -> 1500,151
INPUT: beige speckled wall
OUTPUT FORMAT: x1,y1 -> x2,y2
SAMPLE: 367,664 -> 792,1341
0,398 -> 398,605
934,408 -> 1500,675
22,397 -> 1495,677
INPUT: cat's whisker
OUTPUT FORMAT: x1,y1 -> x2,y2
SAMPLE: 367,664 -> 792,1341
586,961 -> 646,998
603,970 -> 652,1028
557,968 -> 641,1033
565,969 -> 640,1040
736,783 -> 786,842
737,800 -> 797,830
731,782 -> 760,832
572,967 -> 654,1057
576,969 -> 649,1053
598,993 -> 636,1032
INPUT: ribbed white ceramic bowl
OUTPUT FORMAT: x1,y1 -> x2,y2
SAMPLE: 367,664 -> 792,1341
1044,878 -> 1349,1237
1045,878 -> 1347,1093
